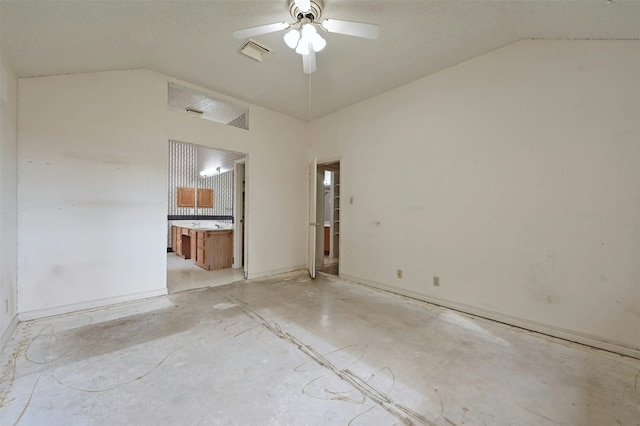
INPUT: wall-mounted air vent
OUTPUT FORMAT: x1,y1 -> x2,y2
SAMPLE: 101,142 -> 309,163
240,39 -> 272,62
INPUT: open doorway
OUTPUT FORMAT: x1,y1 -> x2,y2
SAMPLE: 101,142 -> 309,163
233,159 -> 247,277
317,161 -> 340,275
166,141 -> 247,292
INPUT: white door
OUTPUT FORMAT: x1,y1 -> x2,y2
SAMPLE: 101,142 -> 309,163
308,158 -> 318,278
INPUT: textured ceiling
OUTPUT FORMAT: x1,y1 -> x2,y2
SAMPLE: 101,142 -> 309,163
2,1 -> 639,121
197,145 -> 246,176
168,83 -> 248,128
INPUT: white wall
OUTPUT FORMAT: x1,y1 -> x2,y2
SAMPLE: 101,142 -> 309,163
18,70 -> 169,317
310,40 -> 640,357
17,69 -> 308,318
0,53 -> 18,348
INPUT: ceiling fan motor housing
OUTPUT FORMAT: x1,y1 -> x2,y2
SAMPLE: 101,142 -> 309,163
290,0 -> 323,22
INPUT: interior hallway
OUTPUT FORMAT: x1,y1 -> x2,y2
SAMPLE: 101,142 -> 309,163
1,272 -> 638,425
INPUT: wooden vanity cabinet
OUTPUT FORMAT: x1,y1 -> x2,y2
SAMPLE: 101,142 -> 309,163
172,225 -> 192,259
172,226 -> 177,253
195,233 -> 206,268
172,225 -> 233,270
194,230 -> 233,270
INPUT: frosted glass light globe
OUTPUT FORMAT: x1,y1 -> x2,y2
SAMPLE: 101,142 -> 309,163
283,29 -> 300,49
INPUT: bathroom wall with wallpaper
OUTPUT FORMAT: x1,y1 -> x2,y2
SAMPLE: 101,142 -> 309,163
167,140 -> 239,248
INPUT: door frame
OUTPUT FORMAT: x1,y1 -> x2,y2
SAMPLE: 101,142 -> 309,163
314,158 -> 341,276
233,158 -> 248,277
308,158 -> 318,278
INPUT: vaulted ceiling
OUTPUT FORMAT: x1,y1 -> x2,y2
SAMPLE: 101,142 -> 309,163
2,0 -> 639,121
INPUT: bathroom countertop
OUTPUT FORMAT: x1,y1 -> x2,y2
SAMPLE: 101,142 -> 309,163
171,220 -> 233,232
173,224 -> 233,232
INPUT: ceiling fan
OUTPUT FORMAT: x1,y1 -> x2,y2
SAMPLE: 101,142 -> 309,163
233,0 -> 380,74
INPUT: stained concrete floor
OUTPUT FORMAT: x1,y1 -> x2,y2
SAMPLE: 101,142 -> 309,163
1,272 -> 639,425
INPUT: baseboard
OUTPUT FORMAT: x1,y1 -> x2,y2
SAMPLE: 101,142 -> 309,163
19,288 -> 169,322
246,265 -> 306,280
0,314 -> 20,353
341,274 -> 640,360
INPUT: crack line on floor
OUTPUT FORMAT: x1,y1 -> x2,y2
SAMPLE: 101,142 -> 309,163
231,296 -> 434,426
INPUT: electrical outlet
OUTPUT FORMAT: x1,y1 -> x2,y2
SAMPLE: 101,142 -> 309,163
433,276 -> 440,287
397,269 -> 403,279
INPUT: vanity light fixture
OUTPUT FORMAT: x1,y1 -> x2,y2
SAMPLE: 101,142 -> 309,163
200,166 -> 223,178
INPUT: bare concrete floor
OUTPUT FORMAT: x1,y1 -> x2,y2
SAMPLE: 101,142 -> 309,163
1,272 -> 639,425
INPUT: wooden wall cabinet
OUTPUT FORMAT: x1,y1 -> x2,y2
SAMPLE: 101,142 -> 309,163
176,187 -> 214,208
198,188 -> 214,208
177,187 -> 195,207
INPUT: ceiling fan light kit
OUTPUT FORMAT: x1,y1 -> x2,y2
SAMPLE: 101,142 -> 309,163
283,28 -> 300,48
291,23 -> 326,55
233,0 -> 379,74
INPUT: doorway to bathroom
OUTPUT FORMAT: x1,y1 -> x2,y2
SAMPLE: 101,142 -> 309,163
316,161 -> 340,276
166,140 -> 247,293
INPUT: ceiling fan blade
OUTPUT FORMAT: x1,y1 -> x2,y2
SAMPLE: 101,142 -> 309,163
232,22 -> 290,39
302,50 -> 316,74
320,19 -> 380,39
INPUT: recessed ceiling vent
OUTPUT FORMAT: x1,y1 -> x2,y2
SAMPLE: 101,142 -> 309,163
240,39 -> 272,62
